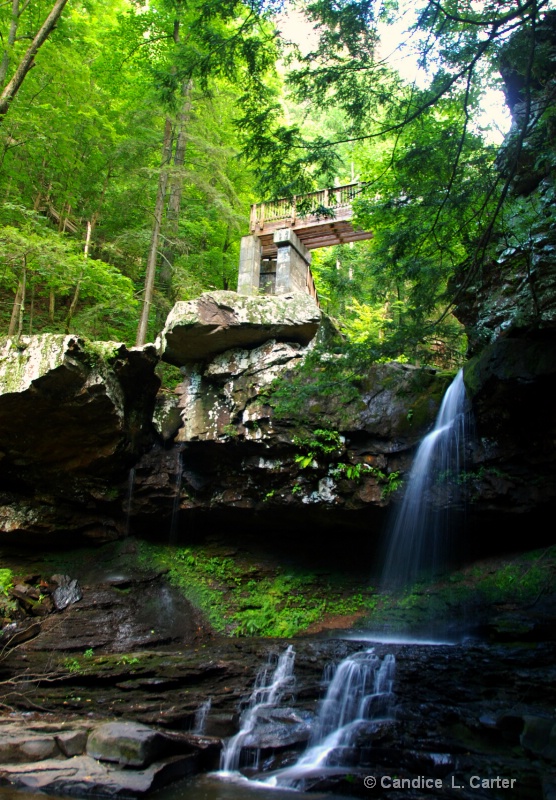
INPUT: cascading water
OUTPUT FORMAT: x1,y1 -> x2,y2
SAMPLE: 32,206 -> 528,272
193,698 -> 212,734
267,650 -> 395,788
381,369 -> 469,589
220,646 -> 296,772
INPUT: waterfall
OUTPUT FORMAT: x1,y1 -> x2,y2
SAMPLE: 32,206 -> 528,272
381,369 -> 469,588
193,698 -> 211,734
220,646 -> 296,772
267,650 -> 395,788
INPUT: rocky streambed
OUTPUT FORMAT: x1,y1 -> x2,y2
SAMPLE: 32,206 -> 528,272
0,635 -> 555,799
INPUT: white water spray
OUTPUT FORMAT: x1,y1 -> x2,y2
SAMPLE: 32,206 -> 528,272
220,646 -> 296,772
381,369 -> 469,588
193,698 -> 212,735
267,650 -> 395,788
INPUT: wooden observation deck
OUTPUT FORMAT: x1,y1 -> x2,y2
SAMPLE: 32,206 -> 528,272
249,182 -> 373,256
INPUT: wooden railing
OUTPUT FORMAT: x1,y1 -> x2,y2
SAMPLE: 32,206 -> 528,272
250,182 -> 364,230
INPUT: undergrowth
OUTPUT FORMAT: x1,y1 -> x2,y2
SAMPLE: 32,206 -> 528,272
136,541 -> 376,637
369,547 -> 555,631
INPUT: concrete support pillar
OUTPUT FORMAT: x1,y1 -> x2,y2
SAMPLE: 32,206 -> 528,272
273,228 -> 312,295
237,235 -> 262,295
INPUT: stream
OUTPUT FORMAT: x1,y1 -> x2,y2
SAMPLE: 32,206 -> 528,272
0,780 -> 354,800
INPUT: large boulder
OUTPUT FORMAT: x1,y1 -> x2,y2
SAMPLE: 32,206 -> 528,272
0,334 -> 159,476
159,291 -> 321,364
129,346 -> 451,538
87,722 -> 167,768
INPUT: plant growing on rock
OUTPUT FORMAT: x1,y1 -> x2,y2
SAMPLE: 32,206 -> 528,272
0,569 -> 13,597
293,428 -> 343,469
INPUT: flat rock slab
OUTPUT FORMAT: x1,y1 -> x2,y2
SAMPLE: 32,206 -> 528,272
0,724 -> 90,764
0,753 -> 198,797
160,291 -> 321,364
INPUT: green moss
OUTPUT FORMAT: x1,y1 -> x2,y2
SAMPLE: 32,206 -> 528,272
364,547 -> 555,631
264,344 -> 362,426
135,540 -> 375,637
79,338 -> 120,367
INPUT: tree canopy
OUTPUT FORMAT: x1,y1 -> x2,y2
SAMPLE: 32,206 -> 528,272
0,0 -> 553,363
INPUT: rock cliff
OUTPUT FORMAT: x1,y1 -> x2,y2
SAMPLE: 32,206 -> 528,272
0,335 -> 159,543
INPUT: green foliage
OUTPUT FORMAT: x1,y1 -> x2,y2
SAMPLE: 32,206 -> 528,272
222,424 -> 239,438
80,339 -> 120,367
293,428 -> 343,469
155,362 -> 183,392
0,0 -> 270,344
371,467 -> 403,499
265,342 -> 362,425
63,658 -> 82,674
0,567 -> 16,621
136,540 -> 376,637
330,461 -> 402,495
117,655 -> 140,666
330,462 -> 368,482
0,568 -> 13,597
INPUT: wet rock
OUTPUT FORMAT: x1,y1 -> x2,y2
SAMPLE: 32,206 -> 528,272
462,333 -> 556,524
86,721 -> 167,768
0,753 -> 199,797
51,574 -> 82,611
55,730 -> 89,758
159,291 -> 321,364
521,716 -> 556,761
0,734 -> 60,764
243,707 -> 312,750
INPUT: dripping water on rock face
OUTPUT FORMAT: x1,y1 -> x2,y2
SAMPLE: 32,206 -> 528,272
169,445 -> 184,544
380,369 -> 470,589
124,466 -> 135,537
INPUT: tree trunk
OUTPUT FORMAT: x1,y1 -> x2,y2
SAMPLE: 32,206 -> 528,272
0,0 -> 21,88
157,81 -> 192,327
28,282 -> 34,335
65,220 -> 92,333
17,265 -> 26,337
8,263 -> 25,337
49,289 -> 55,322
136,117 -> 173,346
0,0 -> 70,121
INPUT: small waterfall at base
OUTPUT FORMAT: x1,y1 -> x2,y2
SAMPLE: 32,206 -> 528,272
380,368 -> 469,589
220,646 -> 296,772
267,650 -> 395,789
193,698 -> 211,734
